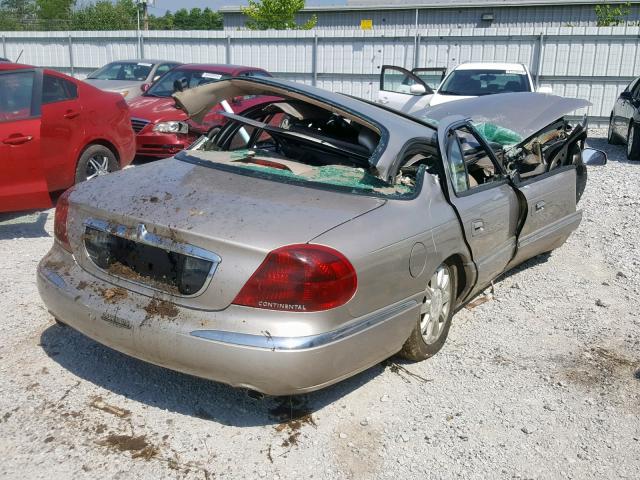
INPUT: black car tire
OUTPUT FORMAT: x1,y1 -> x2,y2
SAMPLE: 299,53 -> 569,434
627,122 -> 640,161
575,153 -> 587,204
75,144 -> 120,184
607,116 -> 622,145
399,262 -> 457,362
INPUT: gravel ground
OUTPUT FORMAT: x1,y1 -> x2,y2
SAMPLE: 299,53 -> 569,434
0,130 -> 638,479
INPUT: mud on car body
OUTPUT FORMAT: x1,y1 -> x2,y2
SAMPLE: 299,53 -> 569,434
37,77 -> 605,395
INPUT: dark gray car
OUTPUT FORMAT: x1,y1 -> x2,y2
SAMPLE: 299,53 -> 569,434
84,59 -> 182,101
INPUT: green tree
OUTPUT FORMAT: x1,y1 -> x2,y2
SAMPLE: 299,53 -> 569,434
71,0 -> 137,30
35,0 -> 75,29
172,8 -> 189,29
0,0 -> 37,30
241,0 -> 316,30
148,9 -> 174,30
201,7 -> 222,30
595,2 -> 631,26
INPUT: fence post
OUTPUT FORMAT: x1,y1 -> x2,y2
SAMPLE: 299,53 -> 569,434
140,31 -> 145,59
2,35 -> 6,59
413,8 -> 419,69
535,32 -> 545,89
312,34 -> 318,86
226,36 -> 231,64
68,35 -> 74,76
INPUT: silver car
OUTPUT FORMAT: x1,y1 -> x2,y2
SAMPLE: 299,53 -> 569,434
37,77 -> 606,395
84,59 -> 182,101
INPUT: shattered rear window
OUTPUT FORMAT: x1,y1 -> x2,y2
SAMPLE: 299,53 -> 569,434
186,149 -> 413,197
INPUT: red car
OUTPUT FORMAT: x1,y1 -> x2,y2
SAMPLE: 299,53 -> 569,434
127,64 -> 272,158
0,63 -> 136,213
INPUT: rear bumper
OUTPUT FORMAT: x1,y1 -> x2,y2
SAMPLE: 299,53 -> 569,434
37,247 -> 419,395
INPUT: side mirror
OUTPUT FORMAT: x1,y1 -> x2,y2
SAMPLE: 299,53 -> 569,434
410,84 -> 427,95
140,83 -> 150,92
620,91 -> 633,101
231,96 -> 242,105
537,86 -> 553,94
582,148 -> 607,166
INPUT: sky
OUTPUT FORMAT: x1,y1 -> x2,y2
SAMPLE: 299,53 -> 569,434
146,0 -> 346,13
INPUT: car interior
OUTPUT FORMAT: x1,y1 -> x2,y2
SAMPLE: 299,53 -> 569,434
504,118 -> 585,180
189,99 -> 430,196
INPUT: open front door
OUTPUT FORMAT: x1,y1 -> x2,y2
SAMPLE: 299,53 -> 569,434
378,65 -> 434,114
507,167 -> 582,269
411,67 -> 447,91
0,68 -> 50,214
437,117 -> 520,291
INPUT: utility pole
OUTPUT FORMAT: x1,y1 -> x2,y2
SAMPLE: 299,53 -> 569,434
143,0 -> 149,31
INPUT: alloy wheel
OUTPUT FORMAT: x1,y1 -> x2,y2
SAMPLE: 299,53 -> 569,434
628,124 -> 635,157
420,264 -> 453,345
86,155 -> 111,180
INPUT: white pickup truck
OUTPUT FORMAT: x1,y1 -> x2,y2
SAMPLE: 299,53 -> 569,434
378,62 -> 552,116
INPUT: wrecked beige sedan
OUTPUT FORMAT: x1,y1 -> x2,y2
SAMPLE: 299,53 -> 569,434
37,77 -> 605,395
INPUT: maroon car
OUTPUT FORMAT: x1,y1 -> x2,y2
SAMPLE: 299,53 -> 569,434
127,64 -> 272,158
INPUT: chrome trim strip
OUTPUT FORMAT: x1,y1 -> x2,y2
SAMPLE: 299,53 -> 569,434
190,300 -> 418,351
83,218 -> 221,298
41,268 -> 68,291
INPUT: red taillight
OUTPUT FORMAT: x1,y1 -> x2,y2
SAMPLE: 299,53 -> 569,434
232,244 -> 357,312
54,188 -> 74,252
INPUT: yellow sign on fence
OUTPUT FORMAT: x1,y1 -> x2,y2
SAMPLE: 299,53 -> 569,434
360,19 -> 373,30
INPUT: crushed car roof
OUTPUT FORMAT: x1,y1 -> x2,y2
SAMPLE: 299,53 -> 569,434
173,76 -> 438,183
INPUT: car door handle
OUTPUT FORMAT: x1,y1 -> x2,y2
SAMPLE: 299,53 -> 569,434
535,201 -> 546,212
63,110 -> 80,119
471,220 -> 484,234
378,97 -> 389,104
2,135 -> 33,145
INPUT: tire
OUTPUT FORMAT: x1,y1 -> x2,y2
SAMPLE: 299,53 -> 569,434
627,122 -> 640,161
74,144 -> 119,184
607,116 -> 622,145
399,262 -> 457,361
573,147 -> 587,204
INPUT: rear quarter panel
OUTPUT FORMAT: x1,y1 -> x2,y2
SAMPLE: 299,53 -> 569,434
312,172 -> 473,320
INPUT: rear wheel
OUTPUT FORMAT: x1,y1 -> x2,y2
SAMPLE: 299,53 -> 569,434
607,116 -> 622,145
75,144 -> 119,184
399,263 -> 456,361
627,122 -> 640,160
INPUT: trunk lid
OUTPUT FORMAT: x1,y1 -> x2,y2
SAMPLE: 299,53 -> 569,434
67,159 -> 385,310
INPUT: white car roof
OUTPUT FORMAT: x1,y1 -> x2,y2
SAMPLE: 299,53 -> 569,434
453,62 -> 527,72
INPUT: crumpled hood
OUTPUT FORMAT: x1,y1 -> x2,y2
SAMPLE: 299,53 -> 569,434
128,96 -> 187,123
422,92 -> 591,144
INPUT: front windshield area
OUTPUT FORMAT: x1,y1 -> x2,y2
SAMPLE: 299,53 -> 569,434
88,62 -> 153,81
438,69 -> 531,96
145,69 -> 231,98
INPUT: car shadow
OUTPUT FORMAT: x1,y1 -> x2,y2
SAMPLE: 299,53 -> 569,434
586,137 -> 637,164
494,252 -> 552,284
39,324 -> 385,428
0,211 -> 50,239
